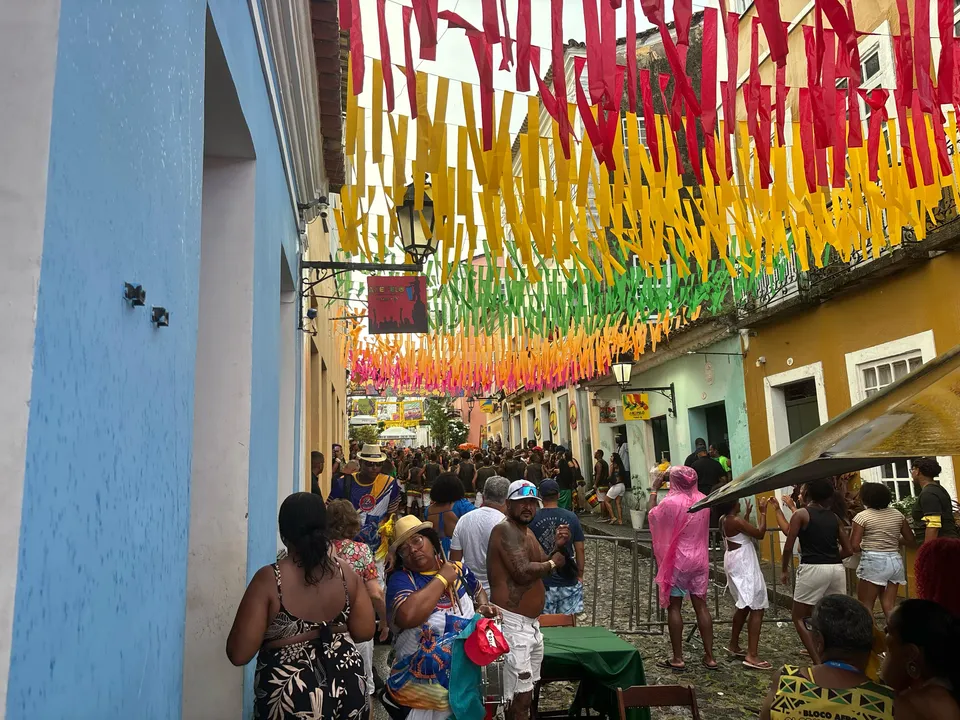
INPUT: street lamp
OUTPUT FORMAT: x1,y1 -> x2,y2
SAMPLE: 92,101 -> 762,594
612,358 -> 633,389
467,396 -> 476,411
395,181 -> 439,265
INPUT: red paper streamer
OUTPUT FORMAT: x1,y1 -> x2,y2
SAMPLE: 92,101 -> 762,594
799,89 -> 818,193
575,57 -> 609,166
529,46 -> 560,122
757,84 -> 773,189
910,93 -> 935,186
641,69 -> 663,173
821,30 -> 838,149
914,0 -> 935,114
351,0 -> 364,95
939,0 -> 955,105
626,0 -> 638,114
747,18 -> 761,140
685,101 -> 704,184
844,0 -> 862,85
818,0 -> 858,80
893,63 -> 917,187
413,0 -> 438,61
601,66 -> 627,169
723,12 -> 738,179
932,108 -> 952,177
775,63 -> 787,146
551,0 -> 572,157
377,0 -> 395,112
583,0 -> 605,106
516,0 -> 532,92
601,0 -> 619,110
402,7 -> 417,117
831,88 -> 847,189
755,0 -> 788,65
339,0 -> 352,29
482,0 -> 499,47
847,85 -> 863,148
701,8 -> 719,182
659,74 -> 684,175
861,89 -> 889,182
674,0 -> 692,47
894,0 -> 914,107
498,0 -> 513,70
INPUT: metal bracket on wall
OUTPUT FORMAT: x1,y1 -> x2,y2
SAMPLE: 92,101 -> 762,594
621,382 -> 678,418
299,260 -> 422,333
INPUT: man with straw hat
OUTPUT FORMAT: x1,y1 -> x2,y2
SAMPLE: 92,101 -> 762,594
328,443 -> 402,578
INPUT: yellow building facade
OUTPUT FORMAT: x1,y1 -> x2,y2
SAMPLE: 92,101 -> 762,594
302,221 -> 349,497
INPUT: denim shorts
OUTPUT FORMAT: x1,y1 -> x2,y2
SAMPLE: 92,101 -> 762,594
856,550 -> 906,587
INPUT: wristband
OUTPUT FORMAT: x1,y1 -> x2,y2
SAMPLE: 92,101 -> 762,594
435,574 -> 450,589
547,559 -> 557,572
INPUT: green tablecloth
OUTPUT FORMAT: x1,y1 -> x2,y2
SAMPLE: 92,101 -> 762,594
541,626 -> 649,720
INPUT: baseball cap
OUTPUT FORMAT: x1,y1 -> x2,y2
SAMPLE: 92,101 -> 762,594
507,480 -> 542,506
464,617 -> 510,666
539,479 -> 560,496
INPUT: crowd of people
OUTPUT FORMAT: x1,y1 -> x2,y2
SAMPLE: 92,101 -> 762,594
228,440 -> 960,720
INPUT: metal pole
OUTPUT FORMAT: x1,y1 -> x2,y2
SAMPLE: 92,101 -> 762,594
302,260 -> 424,272
610,541 -> 619,629
591,537 -> 600,627
770,531 -> 779,620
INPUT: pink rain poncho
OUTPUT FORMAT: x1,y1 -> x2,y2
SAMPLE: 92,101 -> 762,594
647,466 -> 711,608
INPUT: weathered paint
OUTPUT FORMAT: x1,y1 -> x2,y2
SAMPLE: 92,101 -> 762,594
6,1 -> 302,716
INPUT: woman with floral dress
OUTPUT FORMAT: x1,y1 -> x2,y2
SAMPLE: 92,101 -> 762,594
227,492 -> 375,720
327,500 -> 391,709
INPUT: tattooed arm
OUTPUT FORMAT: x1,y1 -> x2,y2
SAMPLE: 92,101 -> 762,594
494,523 -> 565,585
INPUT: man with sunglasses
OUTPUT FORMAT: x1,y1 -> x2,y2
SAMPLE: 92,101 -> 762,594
328,443 -> 402,578
488,480 -> 571,720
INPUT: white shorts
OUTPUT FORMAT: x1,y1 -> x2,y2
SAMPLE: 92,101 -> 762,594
606,483 -> 626,500
354,638 -> 374,696
856,550 -> 907,587
500,608 -> 543,702
793,564 -> 847,606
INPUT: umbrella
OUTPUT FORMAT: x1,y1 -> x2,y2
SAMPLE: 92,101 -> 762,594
691,343 -> 960,511
380,426 -> 417,439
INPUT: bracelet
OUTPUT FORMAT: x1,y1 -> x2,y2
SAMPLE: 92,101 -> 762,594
547,559 -> 557,571
435,574 -> 450,589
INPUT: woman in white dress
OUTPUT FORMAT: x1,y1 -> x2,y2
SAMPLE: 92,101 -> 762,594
719,496 -> 772,670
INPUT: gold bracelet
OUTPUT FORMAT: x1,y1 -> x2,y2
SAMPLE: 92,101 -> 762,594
435,574 -> 450,589
547,559 -> 557,572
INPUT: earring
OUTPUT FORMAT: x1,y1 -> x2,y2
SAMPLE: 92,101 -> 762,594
907,662 -> 921,680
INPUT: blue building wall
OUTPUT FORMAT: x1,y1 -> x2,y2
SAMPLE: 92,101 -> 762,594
7,1 -> 300,717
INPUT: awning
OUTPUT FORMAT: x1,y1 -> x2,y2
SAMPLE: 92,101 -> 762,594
380,426 -> 417,439
349,414 -> 378,426
691,343 -> 960,510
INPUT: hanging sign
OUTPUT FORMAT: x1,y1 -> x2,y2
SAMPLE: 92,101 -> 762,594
479,398 -> 496,413
622,393 -> 650,421
599,404 -> 618,423
534,417 -> 542,438
367,276 -> 429,334
549,410 -> 559,435
403,400 -> 423,421
569,401 -> 578,430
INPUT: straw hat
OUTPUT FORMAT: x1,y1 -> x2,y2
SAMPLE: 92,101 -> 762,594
357,443 -> 387,463
390,515 -> 433,553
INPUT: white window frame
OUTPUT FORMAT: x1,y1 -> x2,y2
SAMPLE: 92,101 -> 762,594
844,331 -> 956,499
763,362 -> 829,544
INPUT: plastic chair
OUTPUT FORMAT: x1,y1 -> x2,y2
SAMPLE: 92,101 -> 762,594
538,613 -> 577,627
615,685 -> 701,720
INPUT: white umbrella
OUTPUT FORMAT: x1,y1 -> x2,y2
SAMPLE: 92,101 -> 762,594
349,414 -> 378,426
379,426 -> 417,439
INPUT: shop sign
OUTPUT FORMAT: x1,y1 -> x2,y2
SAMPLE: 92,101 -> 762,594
621,393 -> 650,421
569,401 -> 578,430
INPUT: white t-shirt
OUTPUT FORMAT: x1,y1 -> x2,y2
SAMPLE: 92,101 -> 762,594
449,506 -> 504,594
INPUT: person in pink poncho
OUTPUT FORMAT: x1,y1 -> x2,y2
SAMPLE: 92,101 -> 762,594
647,465 -> 717,672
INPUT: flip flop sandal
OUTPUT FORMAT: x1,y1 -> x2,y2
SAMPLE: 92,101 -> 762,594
742,660 -> 774,671
726,649 -> 747,658
657,659 -> 687,672
701,660 -> 720,671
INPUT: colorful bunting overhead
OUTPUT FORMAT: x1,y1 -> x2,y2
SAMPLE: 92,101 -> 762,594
329,0 -> 960,394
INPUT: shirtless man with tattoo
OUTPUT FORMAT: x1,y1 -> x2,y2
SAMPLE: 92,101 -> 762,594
488,480 -> 571,720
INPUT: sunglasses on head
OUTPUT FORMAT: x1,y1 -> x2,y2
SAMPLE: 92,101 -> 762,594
510,486 -> 540,500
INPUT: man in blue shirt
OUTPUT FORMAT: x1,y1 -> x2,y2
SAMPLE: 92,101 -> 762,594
529,479 -> 586,615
